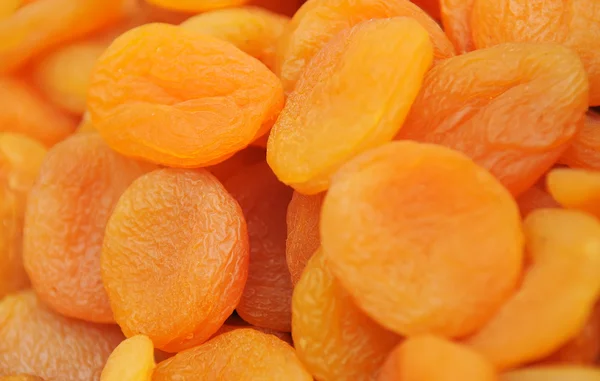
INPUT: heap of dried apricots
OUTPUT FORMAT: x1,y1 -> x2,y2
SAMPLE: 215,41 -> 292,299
1,0 -> 600,380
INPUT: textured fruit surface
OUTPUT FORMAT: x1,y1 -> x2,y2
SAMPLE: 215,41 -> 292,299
322,141 -> 523,338
286,191 -> 324,285
397,43 -> 588,196
466,209 -> 600,370
471,0 -> 600,105
276,0 -> 454,93
292,249 -> 400,381
516,178 -> 560,218
0,291 -> 123,381
560,112 -> 600,170
268,17 -> 433,194
0,375 -> 45,381
0,77 -> 76,146
100,335 -> 154,381
547,168 -> 600,219
207,146 -> 265,182
501,366 -> 600,381
0,0 -> 124,73
88,23 -> 284,168
101,168 -> 249,352
440,0 -> 475,53
377,336 -> 496,381
412,0 -> 440,19
181,7 -> 289,71
0,133 -> 46,298
23,134 -> 152,324
224,162 -> 293,332
153,329 -> 311,380
145,0 -> 247,12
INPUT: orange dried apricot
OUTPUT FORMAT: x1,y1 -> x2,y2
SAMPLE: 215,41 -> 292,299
88,23 -> 284,168
23,134 -> 152,324
0,376 -> 45,381
153,329 -> 311,380
0,290 -> 123,380
465,209 -> 600,370
207,146 -> 265,182
181,6 -> 289,71
276,0 -> 454,93
377,336 -> 496,381
0,0 -> 21,19
471,0 -> 600,106
440,0 -> 475,53
101,168 -> 249,352
286,191 -> 324,285
547,168 -> 600,219
145,0 -> 247,12
0,133 -> 46,299
501,366 -> 600,381
322,141 -> 523,338
397,43 -> 589,196
560,112 -> 600,170
292,249 -> 400,380
0,77 -> 76,146
268,17 -> 433,194
100,335 -> 155,381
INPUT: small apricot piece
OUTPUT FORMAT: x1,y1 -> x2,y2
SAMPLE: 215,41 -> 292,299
501,367 -> 600,381
0,133 -> 46,299
207,146 -> 265,182
0,0 -> 125,73
276,0 -> 454,93
181,6 -> 289,71
153,329 -> 311,381
547,168 -> 600,219
286,191 -> 324,285
101,169 -> 249,352
0,77 -> 76,146
466,209 -> 600,370
145,0 -> 247,12
100,335 -> 155,381
292,249 -> 400,380
560,112 -> 600,170
397,43 -> 589,196
378,336 -> 496,381
268,18 -> 433,194
322,141 -> 523,338
472,0 -> 600,106
516,179 -> 560,218
440,0 -> 475,53
33,41 -> 107,115
0,290 -> 123,380
23,134 -> 152,324
88,23 -> 284,168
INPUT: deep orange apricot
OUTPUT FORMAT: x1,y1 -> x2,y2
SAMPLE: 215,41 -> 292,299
440,0 -> 475,53
145,0 -> 247,12
560,112 -> 600,170
547,168 -> 600,219
501,367 -> 600,381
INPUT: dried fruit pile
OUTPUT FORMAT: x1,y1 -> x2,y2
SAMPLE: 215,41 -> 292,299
1,0 -> 600,380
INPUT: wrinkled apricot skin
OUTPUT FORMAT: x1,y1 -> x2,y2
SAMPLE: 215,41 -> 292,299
145,0 -> 247,12
0,0 -> 125,73
378,336 -> 496,381
0,291 -> 123,381
100,335 -> 155,381
560,112 -> 600,170
23,134 -> 153,324
466,209 -> 600,370
501,366 -> 600,381
101,169 -> 249,353
471,0 -> 600,106
153,329 -> 311,380
276,0 -> 455,93
268,18 -> 433,194
88,23 -> 284,168
397,43 -> 589,196
0,77 -> 76,146
322,141 -> 523,338
440,0 -> 475,53
286,191 -> 325,285
292,249 -> 400,381
547,168 -> 600,218
0,375 -> 45,381
0,133 -> 46,299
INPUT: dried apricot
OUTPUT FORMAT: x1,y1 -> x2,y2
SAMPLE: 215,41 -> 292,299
440,0 -> 475,53
23,134 -> 152,324
0,77 -> 76,146
181,6 -> 289,71
0,290 -> 123,381
397,43 -> 589,196
0,133 -> 46,299
501,366 -> 600,381
560,112 -> 600,170
145,0 -> 247,12
101,168 -> 249,352
88,23 -> 284,168
276,0 -> 454,93
0,376 -> 45,381
465,209 -> 600,370
153,329 -> 311,380
268,17 -> 433,194
321,141 -> 523,338
377,336 -> 496,381
100,335 -> 155,381
224,162 -> 293,332
547,168 -> 600,219
472,0 -> 600,106
292,249 -> 400,380
286,191 -> 324,285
